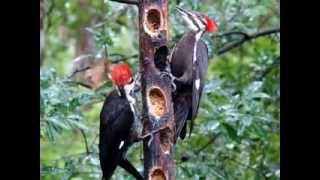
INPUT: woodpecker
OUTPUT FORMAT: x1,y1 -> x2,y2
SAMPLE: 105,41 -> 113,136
99,63 -> 143,180
168,7 -> 217,140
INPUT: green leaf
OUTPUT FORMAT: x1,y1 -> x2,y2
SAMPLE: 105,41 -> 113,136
222,123 -> 240,143
47,117 -> 69,129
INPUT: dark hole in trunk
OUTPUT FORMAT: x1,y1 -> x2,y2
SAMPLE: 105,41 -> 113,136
146,9 -> 161,33
154,46 -> 169,72
160,127 -> 171,153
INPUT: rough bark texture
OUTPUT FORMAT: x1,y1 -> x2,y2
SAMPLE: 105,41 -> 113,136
138,0 -> 175,179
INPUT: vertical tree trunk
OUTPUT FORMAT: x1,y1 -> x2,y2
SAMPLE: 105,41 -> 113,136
138,0 -> 175,179
40,0 -> 46,66
75,0 -> 96,56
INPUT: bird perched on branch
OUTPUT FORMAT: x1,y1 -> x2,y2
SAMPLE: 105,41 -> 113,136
164,7 -> 217,140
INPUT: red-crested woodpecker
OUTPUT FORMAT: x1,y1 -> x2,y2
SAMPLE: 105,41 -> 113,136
99,63 -> 143,180
166,7 -> 218,140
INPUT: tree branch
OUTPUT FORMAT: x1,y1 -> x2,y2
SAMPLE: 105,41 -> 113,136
68,67 -> 91,78
109,54 -> 138,63
109,0 -> 139,6
195,133 -> 221,154
217,27 -> 280,55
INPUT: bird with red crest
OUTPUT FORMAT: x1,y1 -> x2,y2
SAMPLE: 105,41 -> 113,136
99,63 -> 143,180
111,63 -> 134,87
164,6 -> 218,141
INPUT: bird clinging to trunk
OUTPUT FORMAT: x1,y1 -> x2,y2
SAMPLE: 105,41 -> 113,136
99,63 -> 143,180
166,6 -> 217,140
99,63 -> 163,179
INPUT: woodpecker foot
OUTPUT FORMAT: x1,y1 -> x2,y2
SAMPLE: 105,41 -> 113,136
160,71 -> 177,91
138,126 -> 166,147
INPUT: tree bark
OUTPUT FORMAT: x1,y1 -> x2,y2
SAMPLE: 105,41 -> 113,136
138,0 -> 175,179
40,0 -> 46,66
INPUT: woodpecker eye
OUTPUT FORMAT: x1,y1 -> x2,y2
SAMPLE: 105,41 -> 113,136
128,77 -> 133,84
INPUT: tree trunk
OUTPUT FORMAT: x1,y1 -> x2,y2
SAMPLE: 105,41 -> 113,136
40,0 -> 46,66
138,0 -> 175,179
75,0 -> 96,56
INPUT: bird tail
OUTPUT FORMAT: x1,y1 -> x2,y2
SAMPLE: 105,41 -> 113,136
119,158 -> 144,180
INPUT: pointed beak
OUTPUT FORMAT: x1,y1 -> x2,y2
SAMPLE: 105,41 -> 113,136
176,6 -> 191,17
176,6 -> 200,31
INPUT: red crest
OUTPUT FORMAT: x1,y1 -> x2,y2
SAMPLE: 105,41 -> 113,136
205,16 -> 217,33
111,63 -> 133,86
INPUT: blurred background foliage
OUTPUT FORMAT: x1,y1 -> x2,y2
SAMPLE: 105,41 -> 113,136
40,0 -> 279,179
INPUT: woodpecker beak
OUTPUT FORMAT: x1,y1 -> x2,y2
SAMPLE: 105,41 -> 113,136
176,6 -> 202,32
176,6 -> 191,17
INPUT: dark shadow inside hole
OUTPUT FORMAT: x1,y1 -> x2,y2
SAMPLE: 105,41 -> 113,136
147,9 -> 161,32
154,46 -> 169,72
160,127 -> 171,153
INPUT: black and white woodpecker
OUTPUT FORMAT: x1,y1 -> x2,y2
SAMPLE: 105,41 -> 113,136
99,62 -> 166,179
165,7 -> 218,140
99,63 -> 146,180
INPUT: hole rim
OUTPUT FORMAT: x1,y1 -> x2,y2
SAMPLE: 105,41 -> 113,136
143,8 -> 163,37
150,167 -> 167,180
147,87 -> 167,119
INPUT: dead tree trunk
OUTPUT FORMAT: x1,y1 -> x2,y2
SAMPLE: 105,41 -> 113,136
109,0 -> 175,179
138,1 -> 175,180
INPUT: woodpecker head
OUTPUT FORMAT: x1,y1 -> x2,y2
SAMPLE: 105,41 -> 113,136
111,63 -> 133,88
176,6 -> 217,33
111,63 -> 137,105
111,63 -> 138,114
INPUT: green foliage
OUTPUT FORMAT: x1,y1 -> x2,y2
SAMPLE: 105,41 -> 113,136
41,0 -> 279,179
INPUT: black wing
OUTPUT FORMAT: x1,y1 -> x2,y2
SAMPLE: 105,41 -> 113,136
118,158 -> 143,180
173,92 -> 192,141
170,31 -> 196,83
99,90 -> 134,179
190,40 -> 209,137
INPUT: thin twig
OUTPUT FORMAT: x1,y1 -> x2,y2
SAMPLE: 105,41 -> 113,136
75,81 -> 92,89
217,27 -> 280,55
109,0 -> 139,6
195,133 -> 221,154
215,31 -> 250,39
68,66 -> 90,78
79,128 -> 90,155
109,54 -> 138,63
257,56 -> 280,80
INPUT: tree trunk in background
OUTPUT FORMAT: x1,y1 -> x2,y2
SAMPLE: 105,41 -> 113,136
138,0 -> 175,179
75,29 -> 96,56
40,0 -> 46,66
75,0 -> 96,56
